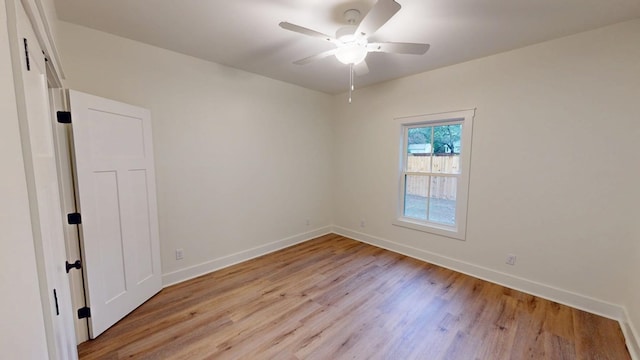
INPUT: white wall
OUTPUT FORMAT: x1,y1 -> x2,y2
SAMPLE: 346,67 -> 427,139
332,18 -> 640,317
57,22 -> 334,283
0,1 -> 49,358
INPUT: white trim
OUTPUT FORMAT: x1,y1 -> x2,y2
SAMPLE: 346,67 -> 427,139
332,225 -> 625,321
621,307 -> 640,360
20,0 -> 65,82
392,218 -> 464,241
162,226 -> 333,287
396,109 -> 474,241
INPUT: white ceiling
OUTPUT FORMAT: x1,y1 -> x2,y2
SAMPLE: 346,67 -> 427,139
54,0 -> 640,94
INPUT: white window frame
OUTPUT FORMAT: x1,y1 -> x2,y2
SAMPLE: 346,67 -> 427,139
393,109 -> 475,240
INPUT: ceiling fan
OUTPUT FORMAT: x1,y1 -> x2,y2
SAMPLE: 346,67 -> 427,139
279,0 -> 430,102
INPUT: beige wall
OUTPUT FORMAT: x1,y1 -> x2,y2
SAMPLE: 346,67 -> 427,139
0,0 -> 49,358
332,19 -> 640,317
57,22 -> 335,281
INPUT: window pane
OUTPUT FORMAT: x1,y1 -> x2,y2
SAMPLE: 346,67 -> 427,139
406,154 -> 431,172
432,154 -> 460,174
432,124 -> 462,174
407,127 -> 432,172
403,174 -> 428,220
407,127 -> 432,149
428,176 -> 457,226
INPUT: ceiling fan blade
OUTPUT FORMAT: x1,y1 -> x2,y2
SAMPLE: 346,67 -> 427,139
354,60 -> 369,76
356,0 -> 401,38
367,42 -> 430,55
279,22 -> 337,43
293,48 -> 339,65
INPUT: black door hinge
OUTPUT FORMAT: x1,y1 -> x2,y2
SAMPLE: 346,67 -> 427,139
23,38 -> 30,71
77,307 -> 91,319
65,260 -> 82,273
57,111 -> 72,124
67,212 -> 81,225
53,289 -> 60,316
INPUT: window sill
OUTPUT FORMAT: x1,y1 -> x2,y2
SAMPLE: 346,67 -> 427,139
392,218 -> 466,241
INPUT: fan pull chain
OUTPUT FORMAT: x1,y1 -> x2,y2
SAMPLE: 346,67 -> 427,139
348,63 -> 354,103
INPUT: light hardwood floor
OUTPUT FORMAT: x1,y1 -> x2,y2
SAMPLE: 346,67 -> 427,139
78,234 -> 630,359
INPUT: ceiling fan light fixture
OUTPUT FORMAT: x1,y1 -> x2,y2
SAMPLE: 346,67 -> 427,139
335,44 -> 368,65
335,25 -> 368,65
280,0 -> 429,100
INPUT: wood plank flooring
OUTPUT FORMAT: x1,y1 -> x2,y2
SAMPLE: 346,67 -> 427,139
78,234 -> 630,359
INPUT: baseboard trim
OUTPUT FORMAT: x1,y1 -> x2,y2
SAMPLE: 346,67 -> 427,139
621,308 -> 640,360
162,226 -> 333,287
332,226 -> 624,321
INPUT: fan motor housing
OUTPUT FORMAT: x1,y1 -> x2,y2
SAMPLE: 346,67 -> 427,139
336,25 -> 358,41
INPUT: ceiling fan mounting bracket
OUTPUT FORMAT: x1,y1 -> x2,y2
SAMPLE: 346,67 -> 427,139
343,9 -> 361,24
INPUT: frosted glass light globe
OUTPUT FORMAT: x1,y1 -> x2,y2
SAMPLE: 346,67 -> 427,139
335,44 -> 368,65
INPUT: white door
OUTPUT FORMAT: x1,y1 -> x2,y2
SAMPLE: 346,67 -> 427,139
14,0 -> 77,358
69,90 -> 162,338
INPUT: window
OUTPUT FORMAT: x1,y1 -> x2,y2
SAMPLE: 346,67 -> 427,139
395,109 -> 474,240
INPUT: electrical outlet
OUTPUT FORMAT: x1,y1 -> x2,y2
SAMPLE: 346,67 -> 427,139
305,218 -> 310,226
506,254 -> 516,266
360,218 -> 366,228
176,248 -> 184,260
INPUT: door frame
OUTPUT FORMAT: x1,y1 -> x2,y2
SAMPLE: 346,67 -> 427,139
5,0 -> 78,357
50,88 -> 90,344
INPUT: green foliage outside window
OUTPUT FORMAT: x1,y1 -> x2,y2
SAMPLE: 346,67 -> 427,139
408,125 -> 461,154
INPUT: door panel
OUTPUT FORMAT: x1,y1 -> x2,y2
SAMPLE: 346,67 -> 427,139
129,170 -> 154,283
93,171 -> 127,302
69,90 -> 162,338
